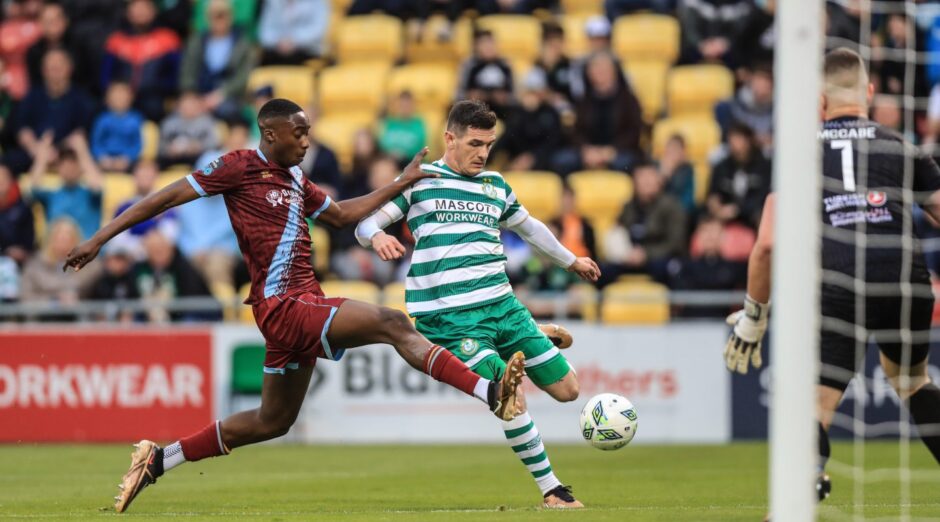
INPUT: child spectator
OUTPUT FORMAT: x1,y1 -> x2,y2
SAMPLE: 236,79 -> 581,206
91,81 -> 143,172
27,132 -> 103,241
378,91 -> 427,167
158,91 -> 220,168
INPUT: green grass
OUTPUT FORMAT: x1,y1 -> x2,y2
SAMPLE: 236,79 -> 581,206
0,442 -> 938,521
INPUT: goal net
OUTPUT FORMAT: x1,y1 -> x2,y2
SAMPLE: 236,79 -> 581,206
772,1 -> 940,520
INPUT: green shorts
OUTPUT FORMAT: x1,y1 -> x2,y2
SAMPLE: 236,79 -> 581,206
415,295 -> 571,386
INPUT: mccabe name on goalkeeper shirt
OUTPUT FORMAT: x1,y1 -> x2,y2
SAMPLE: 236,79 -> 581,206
376,159 -> 530,316
819,116 -> 940,284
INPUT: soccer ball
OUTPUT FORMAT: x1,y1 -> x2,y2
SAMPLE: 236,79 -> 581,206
579,393 -> 638,450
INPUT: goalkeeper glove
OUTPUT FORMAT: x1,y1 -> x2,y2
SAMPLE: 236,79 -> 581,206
724,296 -> 769,375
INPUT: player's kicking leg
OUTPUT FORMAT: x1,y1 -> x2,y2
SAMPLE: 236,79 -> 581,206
114,298 -> 524,513
115,366 -> 314,512
415,296 -> 583,508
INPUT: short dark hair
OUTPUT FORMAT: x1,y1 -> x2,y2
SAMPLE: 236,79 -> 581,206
446,99 -> 497,135
57,147 -> 78,163
257,98 -> 303,124
542,22 -> 564,41
473,29 -> 494,42
630,161 -> 659,174
824,47 -> 865,78
727,122 -> 756,140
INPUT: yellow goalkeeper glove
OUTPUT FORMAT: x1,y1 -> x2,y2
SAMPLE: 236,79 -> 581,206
724,296 -> 769,375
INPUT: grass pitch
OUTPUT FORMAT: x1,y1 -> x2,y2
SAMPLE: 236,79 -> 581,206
0,442 -> 938,521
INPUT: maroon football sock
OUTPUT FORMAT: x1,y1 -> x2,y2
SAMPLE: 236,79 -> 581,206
422,345 -> 485,398
179,420 -> 230,462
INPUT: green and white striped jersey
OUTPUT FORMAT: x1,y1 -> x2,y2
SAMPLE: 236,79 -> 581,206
377,159 -> 529,316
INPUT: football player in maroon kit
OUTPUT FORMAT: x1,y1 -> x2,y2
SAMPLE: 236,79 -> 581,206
64,99 -> 525,513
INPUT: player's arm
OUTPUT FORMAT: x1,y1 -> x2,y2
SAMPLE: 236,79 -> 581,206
316,147 -> 433,229
355,198 -> 408,261
63,179 -> 200,271
508,215 -> 600,282
724,193 -> 775,375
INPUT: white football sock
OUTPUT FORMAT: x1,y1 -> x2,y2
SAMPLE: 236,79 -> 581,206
472,378 -> 489,404
163,441 -> 186,472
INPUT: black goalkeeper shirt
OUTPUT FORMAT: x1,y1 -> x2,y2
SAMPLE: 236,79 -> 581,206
819,116 -> 940,285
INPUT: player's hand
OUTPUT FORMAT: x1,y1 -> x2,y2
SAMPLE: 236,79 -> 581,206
567,257 -> 601,282
724,296 -> 769,375
63,239 -> 102,272
372,232 -> 406,261
397,147 -> 435,186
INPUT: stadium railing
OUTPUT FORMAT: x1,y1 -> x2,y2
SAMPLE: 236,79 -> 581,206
0,290 -> 746,323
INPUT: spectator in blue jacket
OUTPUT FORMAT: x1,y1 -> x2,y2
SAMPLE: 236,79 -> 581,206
91,81 -> 143,172
6,48 -> 96,174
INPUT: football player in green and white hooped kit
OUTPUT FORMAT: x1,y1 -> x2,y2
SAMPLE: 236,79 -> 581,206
356,100 -> 601,509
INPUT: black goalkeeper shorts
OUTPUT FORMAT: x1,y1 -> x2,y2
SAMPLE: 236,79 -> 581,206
819,285 -> 934,391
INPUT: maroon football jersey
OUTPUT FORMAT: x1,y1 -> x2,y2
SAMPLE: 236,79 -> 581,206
186,149 -> 331,305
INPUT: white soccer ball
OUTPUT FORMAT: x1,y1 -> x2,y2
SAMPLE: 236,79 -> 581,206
579,393 -> 638,450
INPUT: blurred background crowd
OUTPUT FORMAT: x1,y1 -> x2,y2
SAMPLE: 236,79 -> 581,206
0,0 -> 938,323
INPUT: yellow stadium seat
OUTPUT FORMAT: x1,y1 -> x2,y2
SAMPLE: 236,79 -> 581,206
313,112 -> 376,171
419,111 -> 445,158
693,161 -> 711,205
387,64 -> 457,114
319,280 -> 381,304
405,15 -> 463,66
310,225 -> 330,275
247,66 -> 316,107
572,282 -> 599,322
624,60 -> 669,123
601,280 -> 670,324
561,14 -> 591,58
156,171 -> 186,191
318,64 -> 390,117
102,173 -> 137,225
612,14 -> 679,64
238,283 -> 254,325
210,282 -> 237,322
452,17 -> 475,61
335,14 -> 403,64
567,170 -> 633,228
667,64 -> 734,117
141,120 -> 159,161
652,116 -> 721,165
382,281 -> 409,315
503,171 -> 562,221
476,15 -> 542,63
560,0 -> 603,15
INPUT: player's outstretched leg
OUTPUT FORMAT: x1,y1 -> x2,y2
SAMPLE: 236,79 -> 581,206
114,367 -> 314,512
327,300 -> 524,420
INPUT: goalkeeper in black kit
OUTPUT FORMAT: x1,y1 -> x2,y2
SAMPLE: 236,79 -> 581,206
725,47 -> 940,501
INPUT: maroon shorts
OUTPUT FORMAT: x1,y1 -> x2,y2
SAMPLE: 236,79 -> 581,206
252,292 -> 347,374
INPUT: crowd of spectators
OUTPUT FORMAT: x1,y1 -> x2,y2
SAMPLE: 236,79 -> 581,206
0,0 -> 936,322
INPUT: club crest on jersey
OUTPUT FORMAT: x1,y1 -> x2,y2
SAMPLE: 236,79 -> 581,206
202,157 -> 224,175
481,179 -> 498,199
867,190 -> 887,207
459,338 -> 479,355
266,190 -> 284,207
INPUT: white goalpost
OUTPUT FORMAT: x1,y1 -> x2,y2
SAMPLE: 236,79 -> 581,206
769,0 -> 824,520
